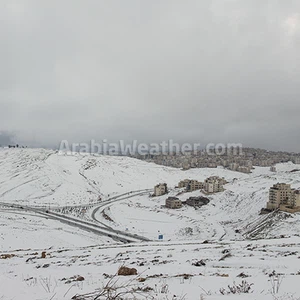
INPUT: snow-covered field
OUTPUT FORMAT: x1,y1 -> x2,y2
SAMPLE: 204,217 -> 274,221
0,208 -> 115,251
1,148 -> 300,299
90,161 -> 300,242
1,238 -> 300,300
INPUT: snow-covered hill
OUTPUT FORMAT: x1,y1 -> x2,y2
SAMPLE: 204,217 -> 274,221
0,148 -> 187,206
1,148 -> 300,299
1,148 -> 300,242
0,147 -> 249,206
1,148 -> 299,207
91,166 -> 300,242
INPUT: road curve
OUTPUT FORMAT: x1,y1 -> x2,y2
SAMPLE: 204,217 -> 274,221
0,189 -> 152,244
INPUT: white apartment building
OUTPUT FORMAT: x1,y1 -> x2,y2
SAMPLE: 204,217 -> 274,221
204,176 -> 226,193
178,179 -> 191,189
267,183 -> 292,210
189,180 -> 204,191
267,183 -> 300,212
165,197 -> 182,209
178,179 -> 204,191
154,183 -> 168,196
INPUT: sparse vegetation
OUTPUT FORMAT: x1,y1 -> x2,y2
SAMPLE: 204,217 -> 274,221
219,280 -> 253,295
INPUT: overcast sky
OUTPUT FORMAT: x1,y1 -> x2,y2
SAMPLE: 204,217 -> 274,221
1,0 -> 300,151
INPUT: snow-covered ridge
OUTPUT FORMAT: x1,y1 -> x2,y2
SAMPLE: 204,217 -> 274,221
0,148 -> 299,202
1,148 -> 300,241
1,148 -> 300,299
0,147 -> 247,206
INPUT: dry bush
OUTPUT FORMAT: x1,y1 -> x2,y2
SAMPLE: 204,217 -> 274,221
71,271 -> 152,300
269,271 -> 284,295
219,280 -> 253,295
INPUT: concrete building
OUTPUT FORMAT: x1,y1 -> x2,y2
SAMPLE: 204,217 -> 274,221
165,197 -> 182,209
267,183 -> 292,210
237,166 -> 251,173
178,179 -> 191,189
188,180 -> 204,191
204,176 -> 226,193
178,179 -> 204,192
293,157 -> 300,164
185,196 -> 210,207
228,163 -> 251,173
267,183 -> 300,212
290,190 -> 300,208
154,183 -> 167,196
229,163 -> 239,171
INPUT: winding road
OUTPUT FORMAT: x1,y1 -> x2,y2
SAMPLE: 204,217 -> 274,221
0,189 -> 152,244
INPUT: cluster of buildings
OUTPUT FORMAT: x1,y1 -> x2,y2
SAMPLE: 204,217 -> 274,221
228,163 -> 252,174
134,148 -> 300,173
154,176 -> 226,197
266,183 -> 300,213
178,179 -> 204,191
153,176 -> 226,210
178,176 -> 226,194
165,196 -> 210,209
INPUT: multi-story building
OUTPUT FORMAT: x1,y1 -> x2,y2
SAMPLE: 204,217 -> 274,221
154,183 -> 168,196
267,183 -> 292,210
178,179 -> 191,189
229,163 -> 239,171
178,179 -> 204,191
189,180 -> 204,191
291,190 -> 300,208
267,183 -> 300,212
165,197 -> 182,209
237,166 -> 251,173
204,176 -> 226,193
293,157 -> 300,164
228,163 -> 251,173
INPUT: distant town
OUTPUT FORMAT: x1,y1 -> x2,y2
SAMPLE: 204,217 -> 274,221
134,147 -> 300,173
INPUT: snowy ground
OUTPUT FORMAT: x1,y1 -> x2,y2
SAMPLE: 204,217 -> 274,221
0,148 -> 299,207
0,208 -> 115,251
1,238 -> 300,300
1,148 -> 300,299
90,162 -> 300,242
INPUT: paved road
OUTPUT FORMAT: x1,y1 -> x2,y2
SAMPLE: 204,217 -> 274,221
90,189 -> 152,240
0,189 -> 152,244
91,190 -> 151,225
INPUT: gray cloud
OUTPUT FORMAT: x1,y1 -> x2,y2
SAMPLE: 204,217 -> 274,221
1,0 -> 300,151
0,131 -> 15,146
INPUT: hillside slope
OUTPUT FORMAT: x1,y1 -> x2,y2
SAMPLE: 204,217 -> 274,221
1,148 -> 300,241
0,148 -> 245,206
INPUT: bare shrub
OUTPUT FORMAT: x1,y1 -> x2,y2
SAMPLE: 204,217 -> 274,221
72,272 -> 151,300
220,280 -> 253,295
154,282 -> 169,294
269,271 -> 284,295
39,276 -> 58,294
